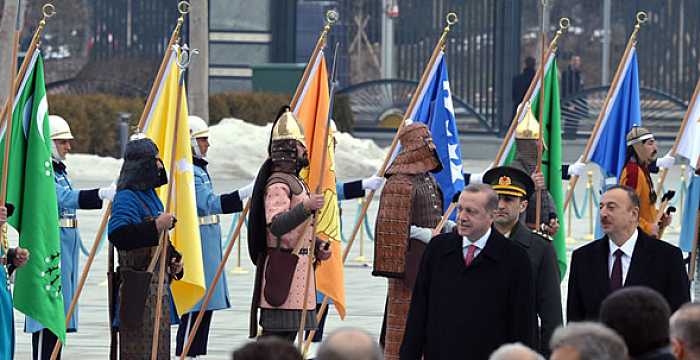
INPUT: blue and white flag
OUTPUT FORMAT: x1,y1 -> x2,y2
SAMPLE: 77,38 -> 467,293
586,49 -> 641,179
680,175 -> 700,252
406,52 -> 465,214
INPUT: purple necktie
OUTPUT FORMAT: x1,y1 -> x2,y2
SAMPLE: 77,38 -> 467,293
610,249 -> 624,291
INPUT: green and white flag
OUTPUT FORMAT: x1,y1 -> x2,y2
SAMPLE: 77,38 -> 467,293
2,50 -> 65,343
504,57 -> 567,278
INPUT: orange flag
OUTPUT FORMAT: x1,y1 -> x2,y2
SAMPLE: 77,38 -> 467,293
295,50 -> 345,318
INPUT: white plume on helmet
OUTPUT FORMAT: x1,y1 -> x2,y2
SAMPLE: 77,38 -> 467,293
49,115 -> 73,161
189,115 -> 209,158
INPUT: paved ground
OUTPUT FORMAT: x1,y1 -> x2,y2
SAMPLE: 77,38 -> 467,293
8,161 -> 698,359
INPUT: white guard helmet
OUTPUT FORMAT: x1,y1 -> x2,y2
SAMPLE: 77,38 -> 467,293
49,115 -> 73,161
49,115 -> 74,140
189,115 -> 209,157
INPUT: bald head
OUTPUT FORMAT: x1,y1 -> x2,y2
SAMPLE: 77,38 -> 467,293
489,343 -> 544,360
316,328 -> 382,360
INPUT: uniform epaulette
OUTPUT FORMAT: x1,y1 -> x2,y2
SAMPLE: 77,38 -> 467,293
531,229 -> 553,242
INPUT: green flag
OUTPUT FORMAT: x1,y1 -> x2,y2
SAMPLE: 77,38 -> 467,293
506,58 -> 567,278
3,51 -> 65,342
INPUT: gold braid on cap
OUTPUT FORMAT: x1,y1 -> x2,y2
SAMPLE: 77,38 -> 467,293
271,110 -> 306,147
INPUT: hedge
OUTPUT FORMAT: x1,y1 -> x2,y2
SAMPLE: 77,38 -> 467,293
48,92 -> 354,157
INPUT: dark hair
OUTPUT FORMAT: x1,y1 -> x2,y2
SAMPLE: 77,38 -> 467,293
232,337 -> 302,360
599,286 -> 671,357
524,56 -> 536,69
604,185 -> 640,209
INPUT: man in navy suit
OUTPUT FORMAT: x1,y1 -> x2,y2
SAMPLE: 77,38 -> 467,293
567,185 -> 690,322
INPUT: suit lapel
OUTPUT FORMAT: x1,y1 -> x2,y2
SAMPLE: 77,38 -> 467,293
592,238 -> 612,296
625,230 -> 648,286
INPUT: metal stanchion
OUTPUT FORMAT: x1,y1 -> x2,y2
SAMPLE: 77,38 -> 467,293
231,225 -> 248,274
566,182 -> 575,243
584,171 -> 595,241
353,199 -> 370,266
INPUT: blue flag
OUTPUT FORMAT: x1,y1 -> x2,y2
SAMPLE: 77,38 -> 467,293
680,175 -> 700,252
586,49 -> 641,178
408,52 -> 465,215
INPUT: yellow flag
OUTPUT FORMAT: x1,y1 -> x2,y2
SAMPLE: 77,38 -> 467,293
143,49 -> 205,314
295,51 -> 346,318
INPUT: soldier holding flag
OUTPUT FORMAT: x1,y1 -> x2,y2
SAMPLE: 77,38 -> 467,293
174,115 -> 254,358
27,115 -> 115,360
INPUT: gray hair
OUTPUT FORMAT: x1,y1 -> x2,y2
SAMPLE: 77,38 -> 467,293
489,343 -> 544,360
670,302 -> 700,355
463,183 -> 498,211
316,328 -> 383,360
550,322 -> 629,360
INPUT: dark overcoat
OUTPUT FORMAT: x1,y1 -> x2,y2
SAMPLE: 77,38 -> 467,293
400,228 -> 535,360
567,228 -> 690,322
508,222 -> 562,355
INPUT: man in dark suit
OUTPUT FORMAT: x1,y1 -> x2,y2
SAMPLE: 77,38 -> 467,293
567,185 -> 690,322
400,184 -> 535,360
484,166 -> 562,356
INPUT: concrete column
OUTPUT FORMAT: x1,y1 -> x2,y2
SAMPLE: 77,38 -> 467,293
188,0 -> 210,122
380,0 -> 395,79
602,0 -> 611,84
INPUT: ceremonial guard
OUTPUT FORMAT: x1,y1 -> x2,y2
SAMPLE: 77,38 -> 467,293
108,137 -> 183,359
0,204 -> 29,360
372,122 -> 444,360
484,166 -> 562,356
511,111 -> 560,236
620,126 -> 673,237
28,115 -> 115,360
248,108 -> 331,341
175,116 -> 254,358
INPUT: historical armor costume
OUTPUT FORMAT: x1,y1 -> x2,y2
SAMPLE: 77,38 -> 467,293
248,108 -> 331,341
108,138 -> 183,359
512,110 -> 559,232
372,123 -> 443,360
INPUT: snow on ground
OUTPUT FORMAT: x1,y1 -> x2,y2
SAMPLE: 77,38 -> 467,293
63,118 -> 387,182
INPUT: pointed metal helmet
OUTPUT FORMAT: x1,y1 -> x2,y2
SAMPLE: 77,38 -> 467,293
271,109 -> 306,147
515,102 -> 540,140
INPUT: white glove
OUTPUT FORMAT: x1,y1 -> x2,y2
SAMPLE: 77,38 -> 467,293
361,175 -> 385,191
410,225 -> 433,244
98,183 -> 116,201
238,181 -> 255,199
470,171 -> 485,184
568,159 -> 586,178
656,152 -> 675,170
443,220 -> 456,233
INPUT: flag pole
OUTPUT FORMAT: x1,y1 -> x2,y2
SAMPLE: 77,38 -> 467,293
655,78 -> 700,194
493,17 -> 569,166
296,40 -> 340,352
302,13 -> 459,356
563,11 -> 647,210
150,44 -> 195,360
136,1 -> 189,130
535,2 -> 548,229
49,203 -> 111,359
0,3 -> 54,248
344,12 -> 458,264
178,201 -> 250,358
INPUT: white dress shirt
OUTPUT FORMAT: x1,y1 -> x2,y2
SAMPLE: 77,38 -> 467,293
463,228 -> 491,259
608,229 -> 638,285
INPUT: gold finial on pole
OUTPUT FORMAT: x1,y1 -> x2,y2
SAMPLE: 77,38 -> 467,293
636,11 -> 648,26
41,3 -> 56,20
178,1 -> 191,15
